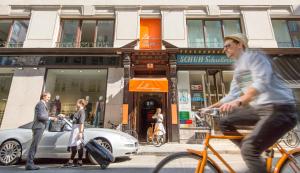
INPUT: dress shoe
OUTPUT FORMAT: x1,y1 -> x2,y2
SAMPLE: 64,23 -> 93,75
25,164 -> 40,171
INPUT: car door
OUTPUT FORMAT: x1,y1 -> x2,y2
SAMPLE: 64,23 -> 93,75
37,120 -> 71,157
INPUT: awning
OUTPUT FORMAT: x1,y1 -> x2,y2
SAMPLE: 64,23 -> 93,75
129,78 -> 168,92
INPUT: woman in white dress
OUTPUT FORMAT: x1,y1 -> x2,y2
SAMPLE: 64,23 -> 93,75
63,99 -> 87,167
152,108 -> 166,135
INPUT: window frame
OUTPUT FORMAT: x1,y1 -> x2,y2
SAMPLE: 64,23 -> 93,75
186,18 -> 242,48
0,18 -> 29,48
58,18 -> 115,48
272,18 -> 300,48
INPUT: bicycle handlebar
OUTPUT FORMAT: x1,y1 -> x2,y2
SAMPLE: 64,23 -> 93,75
199,108 -> 221,117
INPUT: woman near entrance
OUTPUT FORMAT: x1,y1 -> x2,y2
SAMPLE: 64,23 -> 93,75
152,108 -> 166,136
63,99 -> 87,167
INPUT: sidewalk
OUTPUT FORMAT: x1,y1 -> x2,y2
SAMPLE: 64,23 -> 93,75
138,140 -> 241,155
137,140 -> 298,156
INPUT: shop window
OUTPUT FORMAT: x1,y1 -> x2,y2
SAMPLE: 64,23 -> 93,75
177,70 -> 233,129
272,19 -> 300,47
45,69 -> 108,128
0,71 -> 13,127
58,19 -> 114,48
40,56 -> 120,66
0,20 -> 29,48
187,19 -> 242,48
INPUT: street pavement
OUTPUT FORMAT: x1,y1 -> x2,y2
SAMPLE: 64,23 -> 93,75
0,154 -> 247,173
0,141 -> 294,173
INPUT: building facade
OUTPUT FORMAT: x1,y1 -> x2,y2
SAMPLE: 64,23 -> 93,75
0,0 -> 299,143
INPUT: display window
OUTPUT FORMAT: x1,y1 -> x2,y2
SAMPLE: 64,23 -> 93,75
45,69 -> 107,128
0,69 -> 13,126
177,70 -> 233,128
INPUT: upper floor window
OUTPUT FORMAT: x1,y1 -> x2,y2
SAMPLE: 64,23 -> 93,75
0,19 -> 29,48
58,19 -> 114,48
187,19 -> 242,48
272,19 -> 300,47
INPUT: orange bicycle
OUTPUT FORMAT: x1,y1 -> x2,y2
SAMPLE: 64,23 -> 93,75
153,108 -> 300,173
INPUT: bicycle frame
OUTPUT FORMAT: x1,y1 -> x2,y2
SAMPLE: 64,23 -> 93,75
187,132 -> 300,173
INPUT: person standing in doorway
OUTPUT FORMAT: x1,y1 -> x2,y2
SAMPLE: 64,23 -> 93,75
152,108 -> 166,135
26,92 -> 58,170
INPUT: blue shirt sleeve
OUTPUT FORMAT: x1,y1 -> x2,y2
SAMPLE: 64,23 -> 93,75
249,53 -> 272,94
219,77 -> 242,104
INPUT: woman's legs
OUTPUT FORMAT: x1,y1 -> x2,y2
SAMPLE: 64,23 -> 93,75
77,147 -> 84,165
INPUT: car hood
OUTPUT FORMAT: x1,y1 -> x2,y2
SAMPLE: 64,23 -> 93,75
86,128 -> 137,141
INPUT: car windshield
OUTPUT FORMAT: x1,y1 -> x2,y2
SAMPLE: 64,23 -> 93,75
19,122 -> 33,129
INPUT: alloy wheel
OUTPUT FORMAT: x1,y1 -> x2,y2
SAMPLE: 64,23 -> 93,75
0,140 -> 21,165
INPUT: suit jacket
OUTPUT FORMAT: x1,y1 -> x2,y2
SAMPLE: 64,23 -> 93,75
32,100 -> 49,130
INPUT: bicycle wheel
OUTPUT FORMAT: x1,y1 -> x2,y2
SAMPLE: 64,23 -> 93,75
279,152 -> 300,173
153,134 -> 164,147
125,130 -> 138,139
153,152 -> 221,173
283,131 -> 300,148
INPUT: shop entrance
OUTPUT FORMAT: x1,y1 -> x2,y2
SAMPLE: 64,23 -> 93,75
134,93 -> 167,142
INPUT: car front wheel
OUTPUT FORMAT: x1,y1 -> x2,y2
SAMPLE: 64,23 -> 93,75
87,138 -> 112,165
0,140 -> 22,165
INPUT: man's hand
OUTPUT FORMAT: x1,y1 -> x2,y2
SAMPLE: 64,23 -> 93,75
50,117 -> 58,122
219,100 -> 240,113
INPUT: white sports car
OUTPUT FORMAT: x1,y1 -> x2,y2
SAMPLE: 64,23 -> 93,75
0,119 -> 138,165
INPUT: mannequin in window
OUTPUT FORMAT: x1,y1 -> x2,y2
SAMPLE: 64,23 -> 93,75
85,96 -> 92,124
93,96 -> 105,128
50,95 -> 61,116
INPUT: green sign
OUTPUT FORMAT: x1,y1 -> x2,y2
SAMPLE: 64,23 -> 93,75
177,54 -> 234,65
179,111 -> 190,120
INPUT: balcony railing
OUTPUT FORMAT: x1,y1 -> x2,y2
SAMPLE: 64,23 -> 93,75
139,38 -> 162,49
56,41 -> 113,48
0,41 -> 24,48
188,41 -> 223,48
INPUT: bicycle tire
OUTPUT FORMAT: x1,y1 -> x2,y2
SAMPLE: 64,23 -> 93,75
124,130 -> 138,139
153,134 -> 164,147
153,152 -> 221,173
279,152 -> 300,173
283,131 -> 300,148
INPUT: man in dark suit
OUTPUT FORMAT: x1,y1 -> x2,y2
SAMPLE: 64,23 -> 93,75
25,92 -> 57,170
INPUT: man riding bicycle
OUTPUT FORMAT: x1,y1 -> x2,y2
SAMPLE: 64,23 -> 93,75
206,33 -> 298,173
